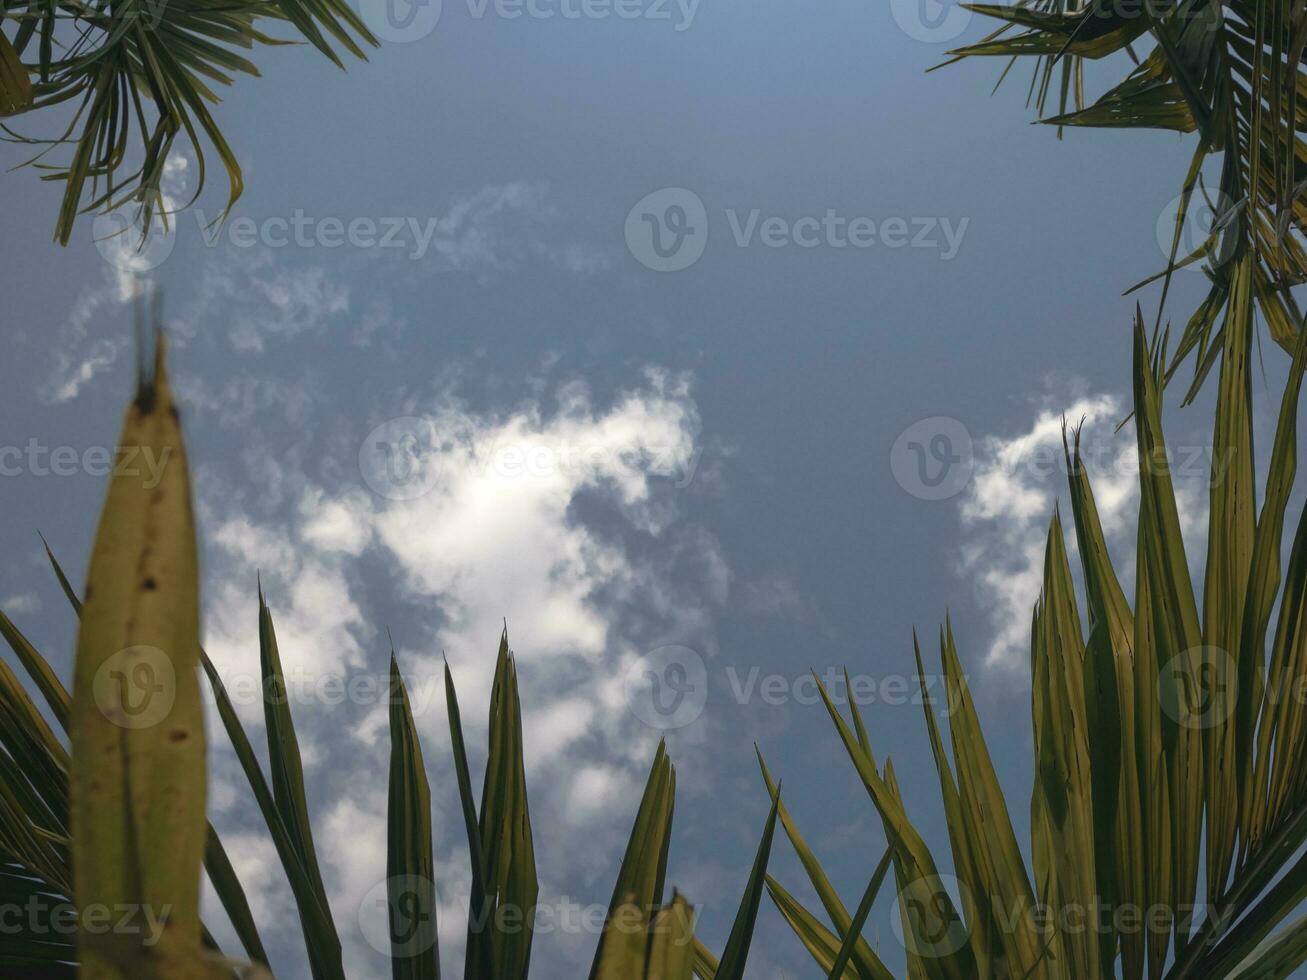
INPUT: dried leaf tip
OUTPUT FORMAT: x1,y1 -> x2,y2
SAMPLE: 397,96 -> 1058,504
134,328 -> 172,416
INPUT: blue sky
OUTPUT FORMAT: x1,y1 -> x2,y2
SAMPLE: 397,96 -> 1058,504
0,0 -> 1282,976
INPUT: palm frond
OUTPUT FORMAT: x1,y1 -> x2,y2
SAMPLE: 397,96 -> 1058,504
951,0 -> 1307,398
770,310 -> 1307,979
1,0 -> 375,243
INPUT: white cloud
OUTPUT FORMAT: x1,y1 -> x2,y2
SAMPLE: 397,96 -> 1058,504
0,593 -> 41,615
424,182 -> 611,276
299,489 -> 374,556
569,765 -> 633,814
203,518 -> 372,727
43,157 -> 188,404
196,367 -> 723,977
45,179 -> 605,407
171,252 -> 351,355
179,372 -> 320,430
958,385 -> 1208,671
43,276 -> 130,404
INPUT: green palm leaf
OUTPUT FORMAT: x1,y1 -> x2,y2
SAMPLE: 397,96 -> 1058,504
2,0 -> 376,243
386,653 -> 439,979
951,0 -> 1307,397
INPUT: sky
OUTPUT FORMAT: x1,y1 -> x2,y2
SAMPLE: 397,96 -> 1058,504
0,0 -> 1295,976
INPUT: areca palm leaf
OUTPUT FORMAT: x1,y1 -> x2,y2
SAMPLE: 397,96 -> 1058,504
40,536 -> 337,976
956,0 -> 1152,59
1064,423 -> 1147,979
0,865 -> 75,976
0,30 -> 32,113
1031,508 -> 1103,977
0,581 -> 274,971
756,747 -> 894,980
0,349 -> 274,977
69,337 -> 225,978
386,654 -> 439,979
588,739 -> 676,976
258,588 -> 336,941
0,654 -> 71,906
594,783 -> 780,980
1,0 -> 375,244
1224,910 -> 1307,978
0,331 -> 783,979
594,893 -> 698,980
806,676 -> 980,980
827,848 -> 895,980
200,644 -> 345,979
765,876 -> 867,980
951,0 -> 1307,398
714,782 -> 782,980
769,311 -> 1307,979
444,631 -> 539,980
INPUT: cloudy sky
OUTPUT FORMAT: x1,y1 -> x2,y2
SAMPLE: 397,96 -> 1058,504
0,1 -> 1289,976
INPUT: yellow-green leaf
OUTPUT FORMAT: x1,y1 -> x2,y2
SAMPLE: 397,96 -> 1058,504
0,32 -> 31,116
70,337 -> 207,978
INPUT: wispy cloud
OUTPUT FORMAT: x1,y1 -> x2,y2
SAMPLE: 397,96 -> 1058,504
957,383 -> 1207,672
44,156 -> 191,404
43,275 -> 131,404
0,592 -> 41,615
195,363 -> 723,977
423,181 -> 612,277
